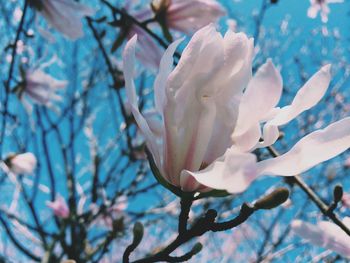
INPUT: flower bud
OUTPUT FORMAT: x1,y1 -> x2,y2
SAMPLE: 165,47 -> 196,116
190,242 -> 203,255
254,187 -> 290,210
333,184 -> 343,203
132,222 -> 144,247
4,152 -> 37,175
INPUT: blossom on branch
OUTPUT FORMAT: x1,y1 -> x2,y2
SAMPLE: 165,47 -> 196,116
30,0 -> 95,40
291,219 -> 350,258
4,152 -> 37,175
20,64 -> 67,113
152,0 -> 226,34
46,195 -> 70,219
307,0 -> 343,23
123,24 -> 350,194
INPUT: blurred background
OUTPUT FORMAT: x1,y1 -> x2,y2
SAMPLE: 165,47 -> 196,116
0,0 -> 349,262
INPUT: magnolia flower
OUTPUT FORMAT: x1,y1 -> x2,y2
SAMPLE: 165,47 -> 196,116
127,23 -> 163,70
4,152 -> 37,175
124,0 -> 225,69
152,0 -> 226,34
46,195 -> 70,218
307,0 -> 344,23
21,66 -> 67,113
123,24 -> 350,193
30,0 -> 95,40
291,218 -> 350,258
122,6 -> 164,70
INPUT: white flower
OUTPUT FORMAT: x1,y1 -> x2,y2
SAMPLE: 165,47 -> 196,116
307,0 -> 343,23
32,0 -> 95,40
163,0 -> 226,34
22,64 -> 67,113
292,218 -> 350,258
126,0 -> 225,69
5,152 -> 37,175
123,24 -> 350,193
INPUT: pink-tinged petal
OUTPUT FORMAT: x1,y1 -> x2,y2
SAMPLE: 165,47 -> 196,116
40,0 -> 95,40
257,124 -> 280,148
123,36 -> 161,168
8,153 -> 37,175
46,195 -> 70,219
269,65 -> 331,126
233,60 -> 282,151
167,0 -> 226,34
257,117 -> 350,176
291,220 -> 325,247
154,37 -> 184,114
307,5 -> 320,19
203,31 -> 254,163
128,27 -> 163,70
163,24 -> 225,183
181,147 -> 258,194
292,220 -> 350,258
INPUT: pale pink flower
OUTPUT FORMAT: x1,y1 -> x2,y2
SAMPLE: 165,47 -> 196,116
307,0 -> 344,23
126,0 -> 225,69
33,0 -> 95,40
22,66 -> 67,112
292,218 -> 350,258
46,195 -> 70,218
127,25 -> 163,70
164,0 -> 226,34
5,152 -> 37,175
123,24 -> 350,193
124,7 -> 163,70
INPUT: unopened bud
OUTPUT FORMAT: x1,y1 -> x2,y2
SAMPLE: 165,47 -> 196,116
254,188 -> 290,210
133,222 -> 144,247
191,242 -> 203,255
333,184 -> 343,203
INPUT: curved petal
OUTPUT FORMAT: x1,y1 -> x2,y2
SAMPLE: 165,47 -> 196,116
233,60 -> 282,151
269,65 -> 331,126
167,0 -> 226,34
203,31 -> 254,163
123,36 -> 161,168
154,37 -> 184,114
163,24 -> 225,183
292,220 -> 350,258
257,117 -> 350,176
181,147 -> 258,194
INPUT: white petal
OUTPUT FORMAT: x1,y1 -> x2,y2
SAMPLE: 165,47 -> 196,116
154,37 -> 184,114
123,36 -> 161,167
203,31 -> 254,162
291,220 -> 326,247
307,5 -> 320,19
181,147 -> 258,194
269,65 -> 331,126
257,124 -> 280,148
233,60 -> 282,150
292,220 -> 350,258
257,117 -> 350,176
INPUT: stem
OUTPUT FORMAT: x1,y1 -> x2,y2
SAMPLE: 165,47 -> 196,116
267,145 -> 350,236
0,0 -> 29,156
